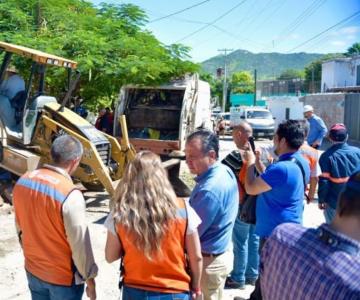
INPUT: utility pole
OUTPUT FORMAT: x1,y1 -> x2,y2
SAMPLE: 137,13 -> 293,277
254,69 -> 257,106
218,48 -> 233,113
311,67 -> 315,93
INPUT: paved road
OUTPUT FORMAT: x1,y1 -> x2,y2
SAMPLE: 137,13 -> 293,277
0,136 -> 325,300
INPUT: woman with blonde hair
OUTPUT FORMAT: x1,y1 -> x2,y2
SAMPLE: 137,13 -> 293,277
105,151 -> 203,300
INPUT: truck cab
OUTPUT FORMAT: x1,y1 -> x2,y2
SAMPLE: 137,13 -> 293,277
230,106 -> 275,139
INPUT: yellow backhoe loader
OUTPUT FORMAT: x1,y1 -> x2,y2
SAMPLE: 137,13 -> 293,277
0,41 -> 135,203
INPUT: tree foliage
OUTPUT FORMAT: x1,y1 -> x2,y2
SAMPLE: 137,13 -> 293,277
277,69 -> 304,80
345,42 -> 360,57
0,0 -> 199,109
230,71 -> 254,94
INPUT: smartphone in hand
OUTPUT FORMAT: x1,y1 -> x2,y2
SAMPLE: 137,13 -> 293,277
248,136 -> 256,153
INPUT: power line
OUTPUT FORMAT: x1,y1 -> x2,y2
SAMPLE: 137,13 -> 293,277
149,12 -> 265,48
258,0 -> 326,52
295,14 -> 360,52
279,0 -> 326,38
211,24 -> 267,47
287,10 -> 360,53
250,0 -> 287,35
148,0 -> 211,23
242,0 -> 276,33
175,0 -> 248,43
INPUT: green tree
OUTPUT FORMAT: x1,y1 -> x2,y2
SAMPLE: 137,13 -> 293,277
0,0 -> 199,109
277,69 -> 304,80
345,42 -> 360,57
230,71 -> 254,94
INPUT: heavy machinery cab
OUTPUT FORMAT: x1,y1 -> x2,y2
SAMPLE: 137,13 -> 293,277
0,41 -> 134,199
0,41 -> 77,144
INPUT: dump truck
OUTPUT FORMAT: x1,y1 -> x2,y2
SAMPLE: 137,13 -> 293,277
113,75 -> 212,196
0,41 -> 135,202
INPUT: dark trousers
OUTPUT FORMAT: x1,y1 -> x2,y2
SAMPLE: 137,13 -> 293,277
249,238 -> 267,300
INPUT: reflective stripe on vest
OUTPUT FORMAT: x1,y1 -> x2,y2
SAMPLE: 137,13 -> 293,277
116,198 -> 190,293
13,168 -> 77,286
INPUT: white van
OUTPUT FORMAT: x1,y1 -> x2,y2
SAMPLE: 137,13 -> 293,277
230,106 -> 275,139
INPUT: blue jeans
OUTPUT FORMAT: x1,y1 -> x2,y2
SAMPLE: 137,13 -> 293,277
122,286 -> 190,300
26,271 -> 84,300
230,214 -> 259,284
324,206 -> 336,224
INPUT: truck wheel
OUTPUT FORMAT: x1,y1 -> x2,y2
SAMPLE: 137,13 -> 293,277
0,181 -> 13,205
81,181 -> 105,192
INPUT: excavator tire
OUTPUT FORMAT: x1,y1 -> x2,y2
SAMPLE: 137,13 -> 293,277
81,181 -> 105,193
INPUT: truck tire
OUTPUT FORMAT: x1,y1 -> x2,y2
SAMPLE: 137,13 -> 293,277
81,181 -> 105,192
0,181 -> 13,205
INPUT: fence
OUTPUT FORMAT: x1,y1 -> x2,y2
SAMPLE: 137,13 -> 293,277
344,93 -> 360,144
258,79 -> 321,97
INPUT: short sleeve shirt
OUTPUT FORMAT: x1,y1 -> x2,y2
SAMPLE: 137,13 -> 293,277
256,151 -> 310,238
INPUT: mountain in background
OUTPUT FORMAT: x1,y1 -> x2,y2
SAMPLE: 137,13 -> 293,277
201,49 -> 325,79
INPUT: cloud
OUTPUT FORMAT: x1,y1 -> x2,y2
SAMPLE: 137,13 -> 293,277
340,26 -> 360,35
346,35 -> 356,40
330,40 -> 346,46
330,26 -> 360,37
288,33 -> 300,40
327,26 -> 359,47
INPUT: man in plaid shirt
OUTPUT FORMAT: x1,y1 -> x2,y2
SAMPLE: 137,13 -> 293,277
260,168 -> 360,300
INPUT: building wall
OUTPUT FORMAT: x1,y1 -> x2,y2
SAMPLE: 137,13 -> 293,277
266,96 -> 304,128
334,61 -> 353,87
300,93 -> 345,130
348,57 -> 360,86
321,62 -> 335,92
321,57 -> 360,92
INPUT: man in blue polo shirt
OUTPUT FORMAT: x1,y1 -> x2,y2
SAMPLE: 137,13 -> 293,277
185,130 -> 238,300
303,105 -> 327,149
240,119 -> 310,300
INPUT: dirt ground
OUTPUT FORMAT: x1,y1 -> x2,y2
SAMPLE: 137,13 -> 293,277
0,137 -> 326,299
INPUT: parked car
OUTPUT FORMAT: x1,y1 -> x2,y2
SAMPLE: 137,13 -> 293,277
230,106 -> 275,139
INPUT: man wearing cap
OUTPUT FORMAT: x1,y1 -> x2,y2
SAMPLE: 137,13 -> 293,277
259,168 -> 360,300
318,123 -> 360,223
303,105 -> 327,149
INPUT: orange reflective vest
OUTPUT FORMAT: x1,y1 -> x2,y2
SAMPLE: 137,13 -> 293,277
116,198 -> 190,293
13,168 -> 77,286
300,143 -> 318,177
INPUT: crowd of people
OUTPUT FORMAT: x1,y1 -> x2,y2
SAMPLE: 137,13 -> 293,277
12,105 -> 360,300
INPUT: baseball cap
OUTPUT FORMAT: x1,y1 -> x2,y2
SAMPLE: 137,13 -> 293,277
329,123 -> 348,142
303,105 -> 314,113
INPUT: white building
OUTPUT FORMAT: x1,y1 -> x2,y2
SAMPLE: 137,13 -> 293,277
321,56 -> 360,92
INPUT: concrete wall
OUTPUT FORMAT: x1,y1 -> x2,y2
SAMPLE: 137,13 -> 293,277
300,93 -> 345,129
